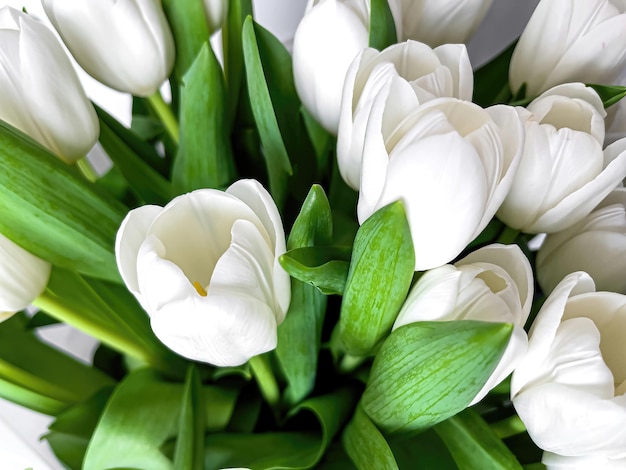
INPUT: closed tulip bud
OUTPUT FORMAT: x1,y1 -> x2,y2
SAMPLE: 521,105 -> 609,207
202,0 -> 228,33
394,244 -> 533,405
497,83 -> 626,234
115,180 -> 291,367
509,0 -> 626,98
511,272 -> 626,468
537,189 -> 626,295
0,7 -> 99,163
337,40 -> 473,189
357,96 -> 524,271
42,0 -> 175,97
397,0 -> 494,47
0,233 -> 51,320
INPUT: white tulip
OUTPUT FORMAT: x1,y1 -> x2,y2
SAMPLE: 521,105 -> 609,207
605,99 -> 626,147
511,272 -> 626,468
42,0 -> 175,97
115,180 -> 291,367
357,96 -> 524,271
397,0 -> 494,47
0,233 -> 51,320
394,243 -> 533,405
497,83 -> 626,234
537,189 -> 626,295
0,7 -> 99,163
292,0 -> 402,134
202,0 -> 227,33
509,0 -> 626,98
337,40 -> 473,189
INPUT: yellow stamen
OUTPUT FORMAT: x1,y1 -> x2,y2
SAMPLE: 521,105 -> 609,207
193,281 -> 207,297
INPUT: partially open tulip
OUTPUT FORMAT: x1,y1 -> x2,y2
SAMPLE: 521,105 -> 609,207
337,40 -> 473,189
394,244 -> 533,405
397,0 -> 494,47
511,272 -> 626,468
357,97 -> 523,270
0,233 -> 51,321
115,180 -> 291,367
509,0 -> 626,98
0,7 -> 99,163
202,0 -> 228,33
42,0 -> 175,97
497,84 -> 626,234
537,189 -> 626,295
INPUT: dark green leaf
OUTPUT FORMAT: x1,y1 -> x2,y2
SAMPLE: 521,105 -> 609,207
587,84 -> 626,108
174,367 -> 204,470
369,0 -> 397,50
280,246 -> 351,295
343,405 -> 398,470
388,429 -> 457,469
473,41 -> 516,106
362,321 -> 513,433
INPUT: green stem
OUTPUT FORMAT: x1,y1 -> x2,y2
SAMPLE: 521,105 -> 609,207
338,354 -> 367,375
249,354 -> 280,407
147,91 -> 180,144
77,157 -> 98,182
497,225 -> 520,245
491,414 -> 527,439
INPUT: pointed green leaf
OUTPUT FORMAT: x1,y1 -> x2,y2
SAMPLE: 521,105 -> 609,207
339,201 -> 415,355
280,246 -> 351,295
174,367 -> 205,470
173,43 -> 235,193
343,405 -> 398,470
587,84 -> 626,108
369,0 -> 397,50
0,120 -> 126,281
287,185 -> 333,250
362,321 -> 513,433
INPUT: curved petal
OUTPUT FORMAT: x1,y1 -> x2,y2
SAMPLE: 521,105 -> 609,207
433,43 -> 473,101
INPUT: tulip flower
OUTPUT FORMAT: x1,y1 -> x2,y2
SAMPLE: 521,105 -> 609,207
357,96 -> 523,271
337,40 -> 473,189
202,0 -> 228,33
292,0 -> 401,134
394,244 -> 533,405
497,83 -> 626,234
42,0 -> 175,97
509,0 -> 626,98
115,179 -> 291,367
511,272 -> 626,468
397,0 -> 494,47
537,189 -> 626,295
0,233 -> 51,320
0,7 -> 99,163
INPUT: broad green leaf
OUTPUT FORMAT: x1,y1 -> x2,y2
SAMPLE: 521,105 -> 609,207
343,405 -> 398,470
434,409 -> 523,470
362,321 -> 513,433
369,0 -> 397,50
473,41 -> 516,106
204,385 -> 239,432
280,246 -> 351,295
388,429 -> 457,469
587,84 -> 626,108
0,120 -> 126,281
174,367 -> 205,470
339,201 -> 415,355
84,368 -> 184,470
173,43 -> 235,193
277,186 -> 332,404
97,108 -> 172,205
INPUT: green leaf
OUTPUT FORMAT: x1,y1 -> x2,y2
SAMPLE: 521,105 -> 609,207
242,16 -> 294,207
173,43 -> 235,193
280,246 -> 351,295
362,320 -> 513,433
174,367 -> 205,470
339,201 -> 415,355
369,0 -> 397,50
343,405 -> 398,470
97,108 -> 172,205
473,41 -> 517,106
0,375 -> 68,415
287,185 -> 333,250
84,368 -> 184,470
388,430 -> 457,469
434,409 -> 523,470
587,84 -> 626,108
0,120 -> 126,282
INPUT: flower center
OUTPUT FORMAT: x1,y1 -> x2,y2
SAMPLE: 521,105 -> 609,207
193,281 -> 207,297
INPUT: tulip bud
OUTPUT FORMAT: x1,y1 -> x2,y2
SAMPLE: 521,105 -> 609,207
0,233 -> 51,320
357,96 -> 524,271
397,0 -> 494,46
497,83 -> 626,234
42,0 -> 175,97
202,0 -> 228,33
394,244 -> 533,405
337,40 -> 473,189
509,0 -> 626,98
511,272 -> 626,468
537,188 -> 626,295
115,179 -> 291,367
0,7 -> 99,163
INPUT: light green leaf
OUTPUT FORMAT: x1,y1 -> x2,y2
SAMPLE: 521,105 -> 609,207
0,375 -> 67,416
174,367 -> 205,470
362,321 -> 513,433
279,246 -> 351,295
339,201 -> 415,355
369,0 -> 397,50
343,405 -> 398,470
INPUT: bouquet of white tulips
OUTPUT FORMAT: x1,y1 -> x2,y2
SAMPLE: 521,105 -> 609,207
0,0 -> 625,468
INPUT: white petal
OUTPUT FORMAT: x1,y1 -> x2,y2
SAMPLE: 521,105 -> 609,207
433,43 -> 473,101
